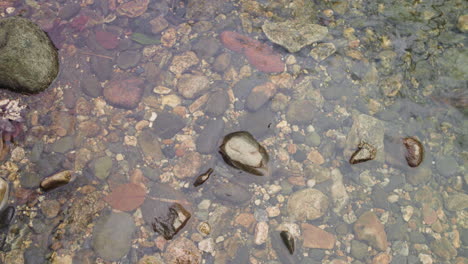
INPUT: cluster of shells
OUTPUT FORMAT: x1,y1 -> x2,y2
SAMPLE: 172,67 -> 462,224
349,137 -> 424,167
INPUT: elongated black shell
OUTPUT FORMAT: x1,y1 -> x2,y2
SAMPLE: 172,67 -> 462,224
280,230 -> 294,255
193,168 -> 213,187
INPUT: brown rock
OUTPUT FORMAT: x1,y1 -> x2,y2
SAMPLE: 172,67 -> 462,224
173,152 -> 202,179
150,16 -> 168,34
40,170 -> 73,191
354,211 -> 388,251
246,82 -> 277,111
302,223 -> 335,249
78,120 -> 101,138
169,51 -> 200,76
177,74 -> 210,99
287,188 -> 329,221
163,237 -> 201,264
40,199 -> 61,218
372,252 -> 391,264
117,0 -> 150,18
235,213 -> 256,232
254,222 -> 269,245
104,78 -> 144,109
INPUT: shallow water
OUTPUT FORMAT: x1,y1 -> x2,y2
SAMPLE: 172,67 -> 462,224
0,0 -> 467,263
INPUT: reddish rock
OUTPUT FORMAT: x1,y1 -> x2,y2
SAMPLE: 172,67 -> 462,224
244,46 -> 284,73
220,31 -> 252,53
354,211 -> 388,251
235,213 -> 256,232
95,30 -> 119,50
163,237 -> 201,264
104,78 -> 144,109
302,223 -> 336,249
219,31 -> 284,73
372,253 -> 391,264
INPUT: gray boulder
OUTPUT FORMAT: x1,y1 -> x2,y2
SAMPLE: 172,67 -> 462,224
262,20 -> 328,53
0,17 -> 59,93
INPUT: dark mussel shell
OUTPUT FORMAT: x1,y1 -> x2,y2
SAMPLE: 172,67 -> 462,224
193,168 -> 213,187
403,137 -> 424,167
349,142 -> 377,164
280,230 -> 295,255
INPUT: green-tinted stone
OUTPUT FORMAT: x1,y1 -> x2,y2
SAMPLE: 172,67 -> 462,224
93,156 -> 113,180
51,136 -> 74,153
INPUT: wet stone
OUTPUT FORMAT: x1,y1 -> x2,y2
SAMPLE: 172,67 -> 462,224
286,100 -> 316,124
192,36 -> 220,60
302,223 -> 336,249
205,90 -> 229,117
431,237 -> 457,260
80,75 -> 102,98
152,203 -> 191,240
90,56 -> 113,81
23,245 -> 46,264
51,136 -> 74,153
92,212 -> 136,261
287,188 -> 329,221
246,82 -> 277,112
177,74 -> 210,99
138,129 -> 164,163
150,16 -> 168,34
103,77 -> 144,109
58,3 -> 81,20
196,118 -> 225,154
163,237 -> 202,264
435,156 -> 458,177
0,17 -> 59,93
213,53 -> 231,72
117,50 -> 141,69
40,199 -> 60,218
354,211 -> 388,251
262,20 -> 328,53
213,182 -> 252,204
310,43 -> 336,62
351,240 -> 368,260
153,111 -> 186,139
240,108 -> 275,139
93,156 -> 113,180
445,192 -> 468,211
40,170 -> 72,191
219,131 -> 269,176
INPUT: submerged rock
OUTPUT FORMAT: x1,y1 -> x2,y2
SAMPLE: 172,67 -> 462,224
163,237 -> 202,264
219,131 -> 269,176
354,211 -> 388,251
40,170 -> 73,191
287,188 -> 329,221
0,17 -> 59,93
262,20 -> 328,53
92,212 -> 135,261
220,31 -> 284,73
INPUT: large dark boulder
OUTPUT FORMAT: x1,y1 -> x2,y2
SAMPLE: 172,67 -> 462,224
0,17 -> 59,93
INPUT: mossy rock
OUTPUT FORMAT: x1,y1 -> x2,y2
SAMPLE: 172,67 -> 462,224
0,17 -> 59,93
